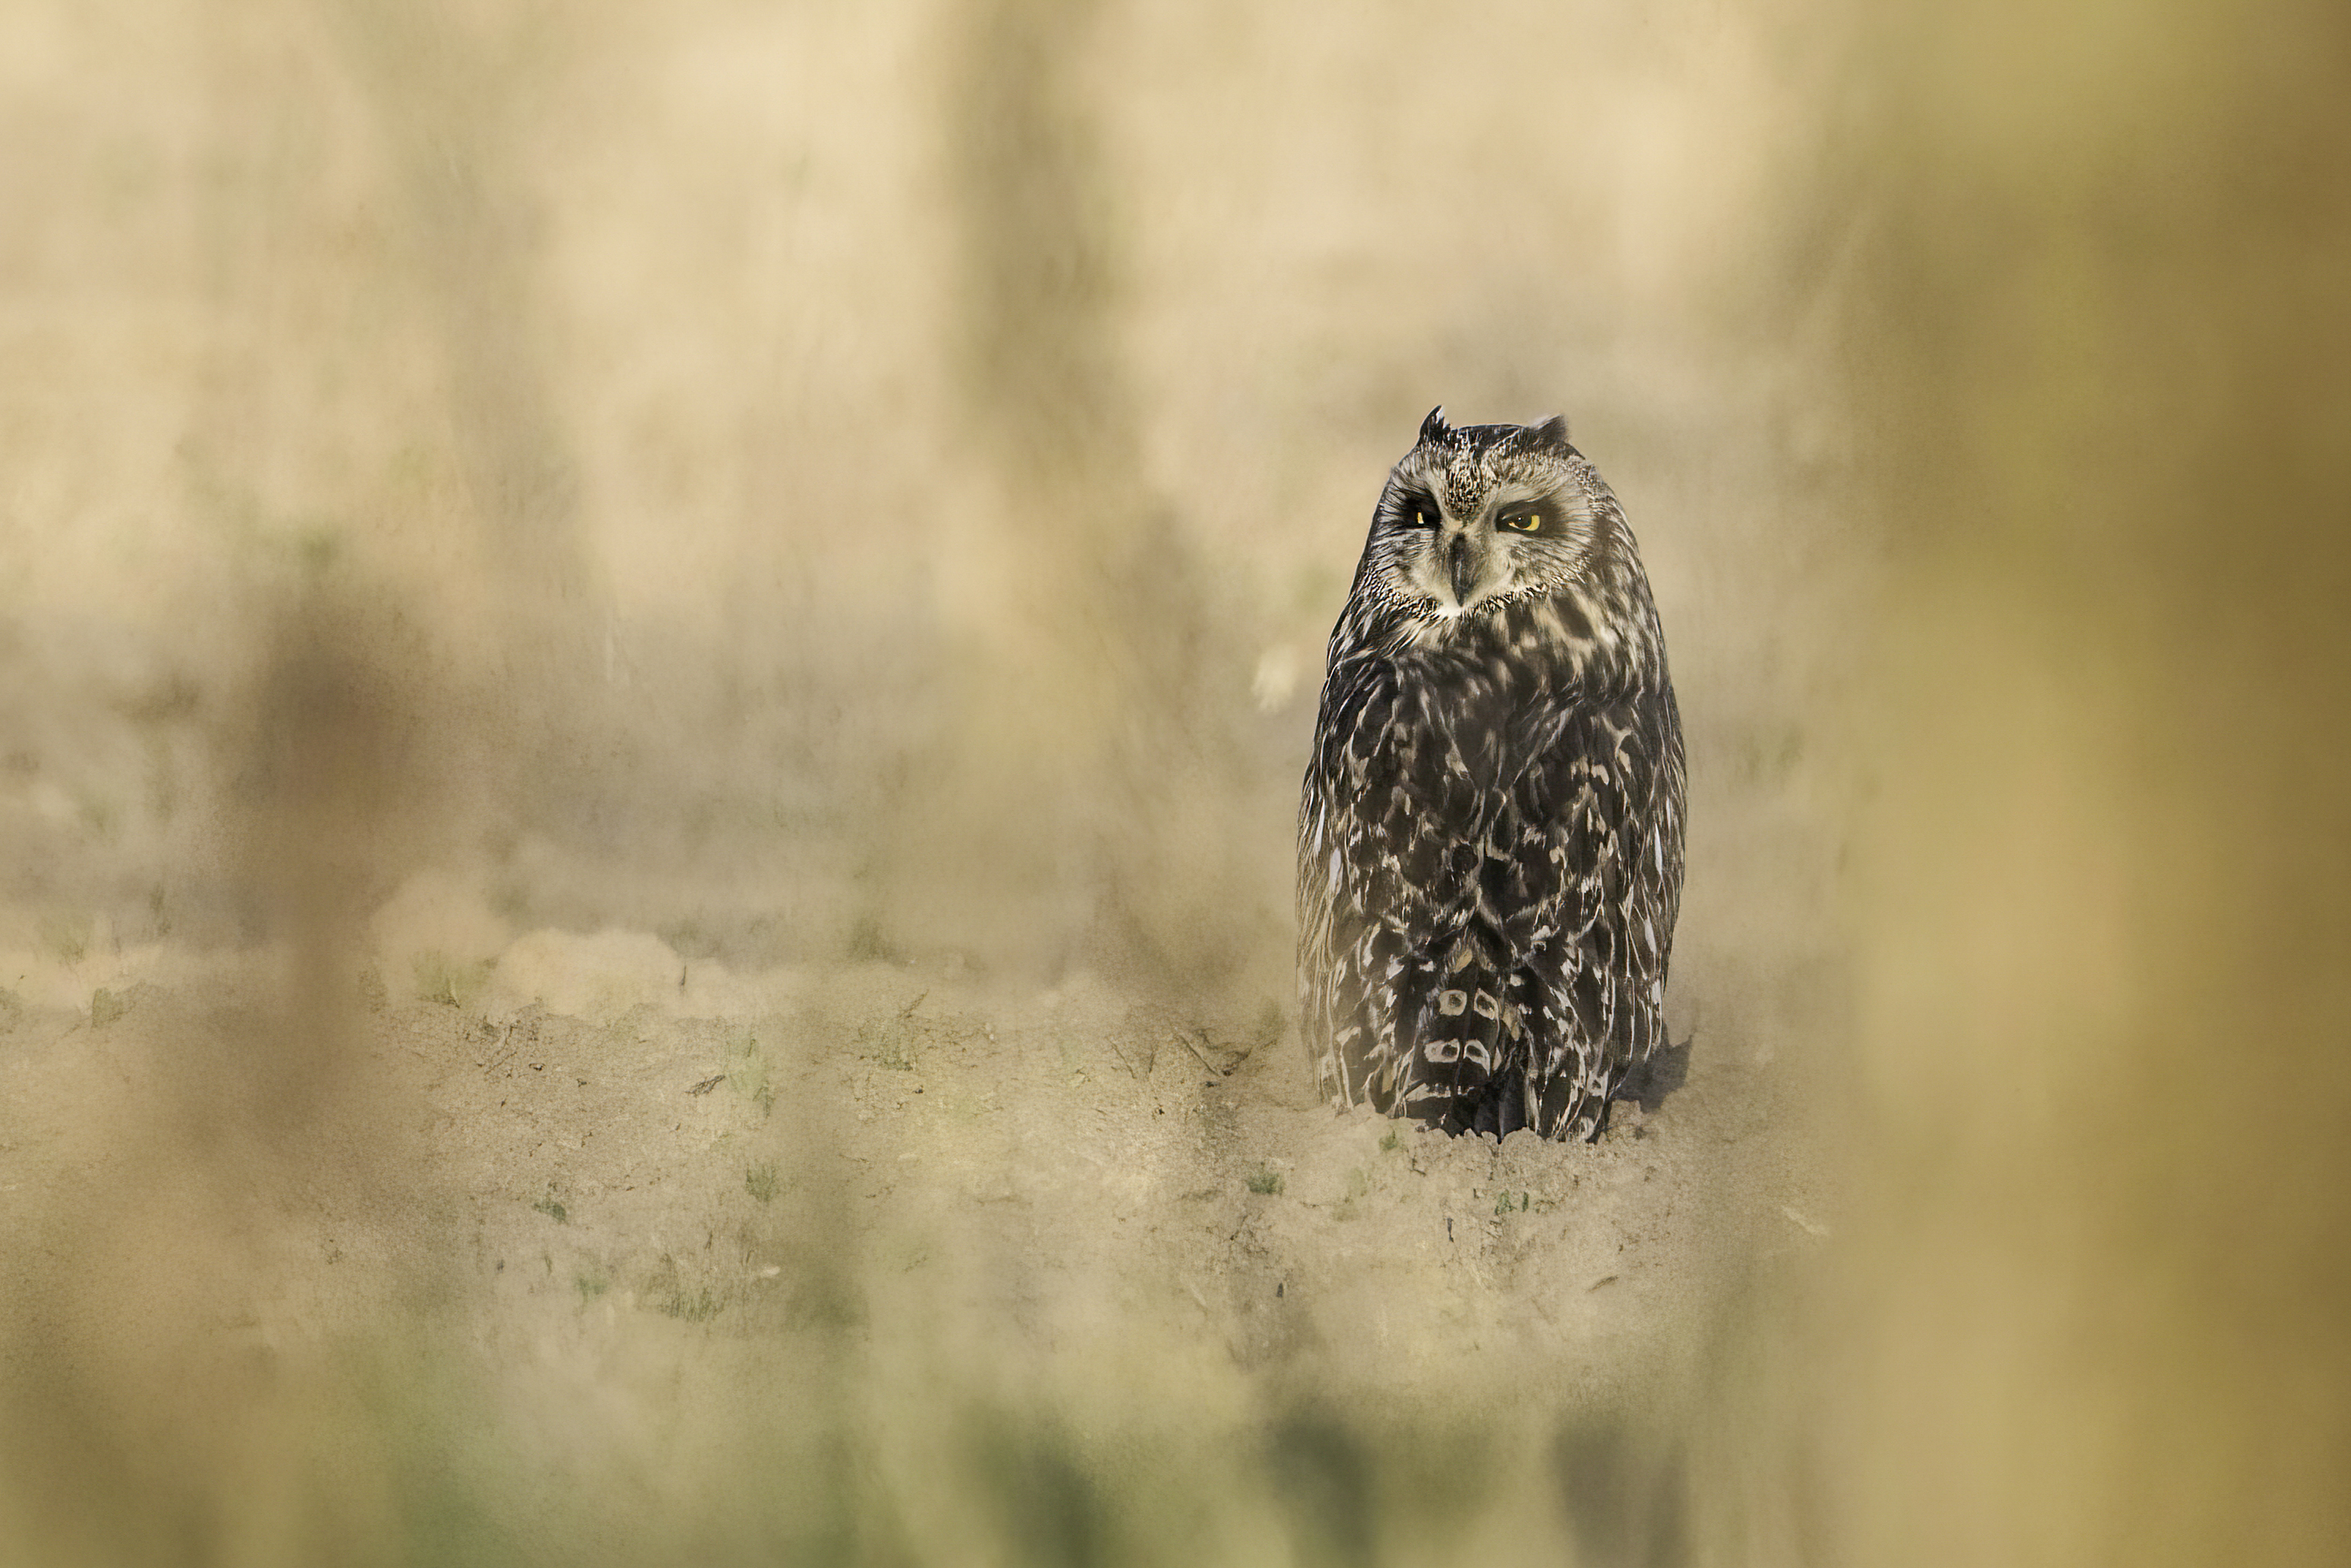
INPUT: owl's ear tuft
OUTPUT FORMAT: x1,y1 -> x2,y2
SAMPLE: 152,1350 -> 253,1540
1527,414 -> 1571,449
1417,406 -> 1452,447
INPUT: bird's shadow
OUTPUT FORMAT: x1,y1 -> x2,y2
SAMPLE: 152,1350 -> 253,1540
1618,1029 -> 1691,1117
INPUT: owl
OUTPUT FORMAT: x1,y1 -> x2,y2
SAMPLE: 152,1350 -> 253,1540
1297,408 -> 1685,1141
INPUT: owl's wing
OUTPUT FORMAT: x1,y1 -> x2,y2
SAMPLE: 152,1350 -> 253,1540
1502,684 -> 1686,1138
1299,653 -> 1506,1112
1311,656 -> 1494,918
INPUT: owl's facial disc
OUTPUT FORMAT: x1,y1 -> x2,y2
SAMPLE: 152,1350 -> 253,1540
1375,423 -> 1603,626
1385,484 -> 1587,618
1397,507 -> 1505,615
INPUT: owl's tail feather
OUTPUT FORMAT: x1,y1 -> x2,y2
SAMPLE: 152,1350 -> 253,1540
1395,930 -> 1523,1136
1527,991 -> 1620,1143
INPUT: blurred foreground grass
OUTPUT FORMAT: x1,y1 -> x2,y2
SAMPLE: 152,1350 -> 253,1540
2,0 -> 2349,1564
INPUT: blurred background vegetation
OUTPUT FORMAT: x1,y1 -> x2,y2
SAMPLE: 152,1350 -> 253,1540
0,0 -> 2345,1562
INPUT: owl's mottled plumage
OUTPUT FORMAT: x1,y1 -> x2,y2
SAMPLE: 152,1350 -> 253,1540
1297,408 -> 1685,1141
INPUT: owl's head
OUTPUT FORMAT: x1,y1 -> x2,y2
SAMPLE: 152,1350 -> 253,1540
1360,407 -> 1624,626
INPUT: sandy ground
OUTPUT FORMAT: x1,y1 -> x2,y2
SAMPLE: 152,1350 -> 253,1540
0,894 -> 1830,1562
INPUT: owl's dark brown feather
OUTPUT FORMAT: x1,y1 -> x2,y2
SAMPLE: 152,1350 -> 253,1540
1297,411 -> 1684,1141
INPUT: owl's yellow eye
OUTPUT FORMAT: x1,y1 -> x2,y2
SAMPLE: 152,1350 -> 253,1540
1497,506 -> 1548,533
1397,492 -> 1441,529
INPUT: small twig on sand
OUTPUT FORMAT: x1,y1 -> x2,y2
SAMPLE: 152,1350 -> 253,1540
1174,1028 -> 1226,1076
1107,1032 -> 1151,1080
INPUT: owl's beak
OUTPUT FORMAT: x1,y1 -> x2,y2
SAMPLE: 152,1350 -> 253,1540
1445,532 -> 1482,604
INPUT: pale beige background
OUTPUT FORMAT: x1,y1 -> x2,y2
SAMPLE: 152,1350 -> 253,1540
1,1 -> 2345,1564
